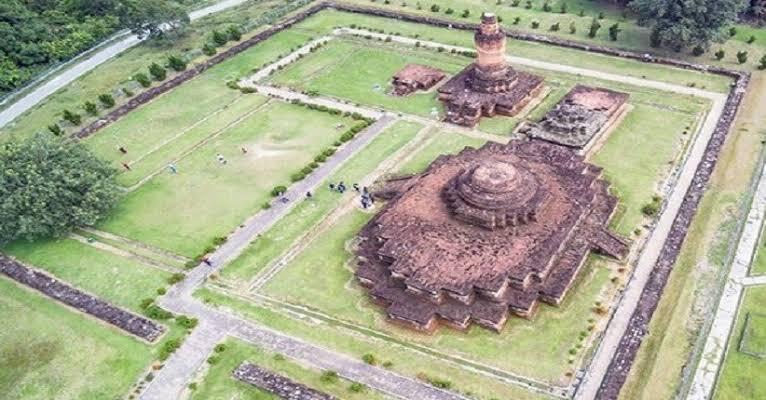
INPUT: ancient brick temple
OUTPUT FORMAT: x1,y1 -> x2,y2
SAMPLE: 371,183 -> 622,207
391,64 -> 446,96
520,85 -> 630,151
438,13 -> 544,127
355,140 -> 629,333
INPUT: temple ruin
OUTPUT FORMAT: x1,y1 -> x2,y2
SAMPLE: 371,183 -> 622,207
437,13 -> 544,127
519,85 -> 630,151
355,140 -> 629,333
391,64 -> 446,96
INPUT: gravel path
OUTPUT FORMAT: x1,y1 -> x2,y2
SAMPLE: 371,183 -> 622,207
687,161 -> 766,400
0,0 -> 251,129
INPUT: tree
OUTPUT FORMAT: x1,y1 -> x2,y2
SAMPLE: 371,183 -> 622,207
608,23 -> 621,41
134,72 -> 151,87
148,62 -> 166,81
715,49 -> 726,60
98,93 -> 115,108
588,18 -> 601,38
737,50 -> 749,64
630,0 -> 746,50
211,30 -> 229,46
120,0 -> 189,39
226,26 -> 242,41
759,54 -> 766,70
62,109 -> 82,125
0,132 -> 120,244
83,101 -> 98,116
167,54 -> 187,71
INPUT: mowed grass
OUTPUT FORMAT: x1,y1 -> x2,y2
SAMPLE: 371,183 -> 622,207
192,339 -> 388,400
714,286 -> 766,400
0,277 -> 153,400
395,130 -> 487,175
749,224 -> 766,275
195,288 -> 553,400
259,202 -> 615,383
98,101 -> 354,257
221,120 -> 423,282
2,238 -> 171,312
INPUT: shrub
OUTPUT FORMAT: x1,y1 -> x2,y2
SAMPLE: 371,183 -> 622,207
461,9 -> 470,18
156,287 -> 167,295
167,55 -> 187,72
320,370 -> 339,383
444,7 -> 453,14
578,9 -> 585,17
542,0 -> 552,12
759,55 -> 766,70
62,109 -> 82,125
550,22 -> 560,32
202,43 -> 217,56
513,16 -> 521,25
206,355 -> 219,364
525,0 -> 532,9
649,29 -> 661,47
226,80 -> 239,90
48,123 -> 63,136
531,21 -> 540,29
240,86 -> 257,94
349,382 -> 366,393
322,148 -> 336,157
598,11 -> 604,19
83,101 -> 98,116
737,50 -> 749,64
271,185 -> 287,197
362,353 -> 377,365
98,93 -> 115,108
715,49 -> 726,60
212,236 -> 227,246
569,21 -> 577,34
261,202 -> 271,210
211,30 -> 229,46
588,18 -> 601,38
122,87 -> 134,97
176,315 -> 198,329
729,26 -> 737,37
145,305 -> 173,320
290,172 -> 306,182
134,72 -> 151,87
273,354 -> 286,361
748,35 -> 757,44
167,273 -> 185,284
188,383 -> 197,390
314,154 -> 327,163
511,0 -> 520,5
214,343 -> 227,353
641,202 -> 659,217
559,2 -> 567,13
227,25 -> 242,41
159,338 -> 182,361
140,298 -> 154,309
430,4 -> 440,12
692,45 -> 705,56
608,23 -> 621,41
149,63 -> 167,81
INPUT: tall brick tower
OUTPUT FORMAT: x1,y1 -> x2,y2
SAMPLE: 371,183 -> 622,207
471,12 -> 517,93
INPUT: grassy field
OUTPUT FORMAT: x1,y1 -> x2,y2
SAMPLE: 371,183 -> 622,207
195,287 -> 553,400
619,73 -> 766,400
0,277 -> 154,400
2,238 -> 171,312
337,0 -> 766,73
221,120 -> 424,282
749,224 -> 766,275
191,339 -> 388,400
98,101 -> 355,257
714,286 -> 766,399
395,130 -> 487,175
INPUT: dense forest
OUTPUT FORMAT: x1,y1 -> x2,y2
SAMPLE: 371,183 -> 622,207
0,0 -> 196,96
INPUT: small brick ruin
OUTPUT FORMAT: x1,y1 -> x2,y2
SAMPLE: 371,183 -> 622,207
355,140 -> 629,333
391,64 -> 446,96
437,13 -> 544,127
519,85 -> 629,151
0,255 -> 165,342
233,362 -> 336,400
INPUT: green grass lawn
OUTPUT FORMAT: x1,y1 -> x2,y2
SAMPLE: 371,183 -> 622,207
221,120 -> 423,282
395,130 -> 487,176
714,286 -> 766,399
195,287 -> 553,400
258,202 -> 615,384
191,339 -> 388,400
749,224 -> 766,275
2,238 -> 171,312
0,277 -> 154,400
98,101 -> 355,257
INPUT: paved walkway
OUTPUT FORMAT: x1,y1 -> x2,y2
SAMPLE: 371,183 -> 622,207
0,0 -> 251,129
687,161 -> 766,400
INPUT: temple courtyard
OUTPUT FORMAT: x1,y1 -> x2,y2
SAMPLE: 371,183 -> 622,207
0,3 -> 751,400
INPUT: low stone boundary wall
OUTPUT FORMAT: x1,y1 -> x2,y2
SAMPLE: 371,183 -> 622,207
0,255 -> 165,342
233,362 -> 336,400
594,73 -> 750,399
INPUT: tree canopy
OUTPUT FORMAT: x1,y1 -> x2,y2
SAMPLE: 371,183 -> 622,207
0,0 -> 192,96
0,133 -> 121,244
630,0 -> 747,50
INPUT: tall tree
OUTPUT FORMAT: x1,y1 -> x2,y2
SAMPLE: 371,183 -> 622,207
630,0 -> 747,50
0,132 -> 121,244
120,0 -> 189,39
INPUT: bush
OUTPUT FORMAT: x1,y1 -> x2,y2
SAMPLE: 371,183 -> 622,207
759,55 -> 766,70
461,9 -> 470,18
240,86 -> 257,94
212,236 -> 227,246
349,382 -> 366,393
211,30 -> 229,46
167,55 -> 187,72
444,7 -> 453,14
140,298 -> 154,309
134,72 -> 151,87
729,26 -> 737,37
569,21 -> 577,34
588,18 -> 601,38
513,16 -> 521,25
207,355 -> 220,364
320,370 -> 339,383
98,93 -> 115,108
159,338 -> 182,361
430,4 -> 440,12
748,35 -> 757,44
271,185 -> 287,197
692,45 -> 705,56
122,87 -> 134,97
737,50 -> 749,64
149,63 -> 167,81
531,21 -> 540,29
608,23 -> 621,41
550,22 -> 560,31
290,171 -> 306,182
156,287 -> 167,295
202,43 -> 217,56
524,0 -> 532,9
559,2 -> 567,13
48,124 -> 63,136
314,154 -> 327,163
83,101 -> 98,116
362,353 -> 377,365
542,1 -> 552,12
167,273 -> 185,284
322,148 -> 336,157
145,305 -> 173,320
227,26 -> 242,41
715,49 -> 726,60
214,343 -> 227,353
641,202 -> 660,217
176,315 -> 198,329
511,0 -> 520,6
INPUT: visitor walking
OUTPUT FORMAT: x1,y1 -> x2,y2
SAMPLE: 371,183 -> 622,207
167,163 -> 178,174
306,191 -> 313,199
241,147 -> 248,154
118,146 -> 127,154
353,183 -> 360,192
216,154 -> 227,165
122,162 -> 131,171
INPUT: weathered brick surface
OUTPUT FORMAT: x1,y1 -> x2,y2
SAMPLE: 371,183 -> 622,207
0,255 -> 165,342
233,362 -> 336,400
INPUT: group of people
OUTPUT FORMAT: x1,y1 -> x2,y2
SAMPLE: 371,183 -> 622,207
117,145 -> 243,174
327,181 -> 375,209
